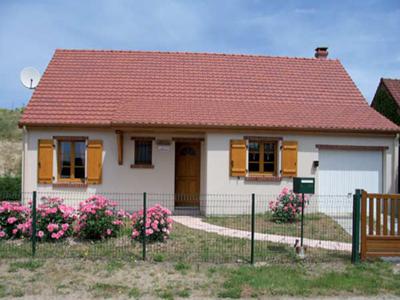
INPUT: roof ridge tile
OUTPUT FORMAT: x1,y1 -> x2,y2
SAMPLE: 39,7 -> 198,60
54,48 -> 339,62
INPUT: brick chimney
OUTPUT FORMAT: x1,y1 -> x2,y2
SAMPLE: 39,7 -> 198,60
315,47 -> 328,59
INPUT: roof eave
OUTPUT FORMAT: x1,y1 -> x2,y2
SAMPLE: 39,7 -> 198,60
19,121 -> 400,135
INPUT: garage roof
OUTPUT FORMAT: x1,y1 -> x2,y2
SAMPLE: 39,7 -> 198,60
20,49 -> 399,133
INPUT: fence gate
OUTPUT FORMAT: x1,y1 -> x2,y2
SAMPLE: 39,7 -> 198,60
360,191 -> 400,260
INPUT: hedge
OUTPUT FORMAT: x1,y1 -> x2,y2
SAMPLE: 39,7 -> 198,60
0,176 -> 21,201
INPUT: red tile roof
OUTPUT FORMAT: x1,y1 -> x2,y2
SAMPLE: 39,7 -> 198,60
20,49 -> 399,133
382,78 -> 400,107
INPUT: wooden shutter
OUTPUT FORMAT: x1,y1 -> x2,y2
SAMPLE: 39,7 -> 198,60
281,141 -> 298,177
38,139 -> 53,184
230,140 -> 246,177
87,140 -> 103,184
116,131 -> 123,165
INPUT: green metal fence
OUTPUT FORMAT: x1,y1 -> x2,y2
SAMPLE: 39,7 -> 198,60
0,191 -> 355,264
351,189 -> 362,264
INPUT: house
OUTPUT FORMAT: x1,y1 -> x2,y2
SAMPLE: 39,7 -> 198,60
19,48 -> 399,214
371,78 -> 400,193
371,78 -> 400,126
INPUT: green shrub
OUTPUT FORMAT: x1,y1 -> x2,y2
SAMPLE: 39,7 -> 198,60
268,187 -> 308,223
131,204 -> 173,243
174,262 -> 190,272
76,195 -> 128,240
0,176 -> 21,201
35,197 -> 75,241
153,253 -> 165,262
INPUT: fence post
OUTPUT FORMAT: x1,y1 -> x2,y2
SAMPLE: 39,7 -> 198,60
250,193 -> 255,265
142,192 -> 147,261
31,191 -> 37,258
351,189 -> 361,264
300,193 -> 305,247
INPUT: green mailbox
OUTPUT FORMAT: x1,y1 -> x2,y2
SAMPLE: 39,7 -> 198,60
293,177 -> 315,194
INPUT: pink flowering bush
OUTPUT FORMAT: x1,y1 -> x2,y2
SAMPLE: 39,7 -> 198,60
35,197 -> 76,241
269,187 -> 308,223
76,195 -> 128,240
131,204 -> 173,243
0,201 -> 30,239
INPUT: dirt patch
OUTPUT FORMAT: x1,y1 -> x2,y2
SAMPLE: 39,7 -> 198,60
0,258 -> 223,299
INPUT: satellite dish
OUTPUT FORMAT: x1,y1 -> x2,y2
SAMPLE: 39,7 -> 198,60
20,67 -> 41,89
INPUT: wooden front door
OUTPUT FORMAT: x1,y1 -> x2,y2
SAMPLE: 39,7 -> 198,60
175,142 -> 201,207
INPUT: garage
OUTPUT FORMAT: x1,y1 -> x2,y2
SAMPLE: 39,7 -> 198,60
318,148 -> 383,213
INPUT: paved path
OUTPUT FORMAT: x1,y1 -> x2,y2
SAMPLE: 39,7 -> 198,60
172,216 -> 352,252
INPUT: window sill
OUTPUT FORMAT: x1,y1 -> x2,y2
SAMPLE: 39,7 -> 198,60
130,164 -> 154,169
245,176 -> 282,182
52,182 -> 88,188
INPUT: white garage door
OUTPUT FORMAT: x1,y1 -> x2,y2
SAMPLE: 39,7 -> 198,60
318,149 -> 383,213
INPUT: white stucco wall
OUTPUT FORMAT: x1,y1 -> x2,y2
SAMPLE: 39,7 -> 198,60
204,132 -> 397,215
22,128 -> 205,212
22,128 -> 397,216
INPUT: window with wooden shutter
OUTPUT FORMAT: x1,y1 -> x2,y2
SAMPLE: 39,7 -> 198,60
248,140 -> 277,176
87,140 -> 103,184
281,141 -> 298,177
57,140 -> 86,182
230,140 -> 246,177
38,139 -> 53,184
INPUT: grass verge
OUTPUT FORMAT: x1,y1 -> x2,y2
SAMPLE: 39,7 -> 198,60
205,212 -> 352,243
0,258 -> 398,299
218,261 -> 400,298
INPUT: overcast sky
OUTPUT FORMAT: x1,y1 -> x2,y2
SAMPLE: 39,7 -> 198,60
0,0 -> 399,109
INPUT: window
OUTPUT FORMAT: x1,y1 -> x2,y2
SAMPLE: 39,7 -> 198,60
248,141 -> 277,175
179,146 -> 196,156
58,140 -> 86,181
134,140 -> 152,165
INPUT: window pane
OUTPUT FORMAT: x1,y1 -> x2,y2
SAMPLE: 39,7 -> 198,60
249,142 -> 259,152
263,142 -> 275,173
264,143 -> 274,152
264,163 -> 274,172
74,142 -> 85,167
60,167 -> 71,178
249,163 -> 260,172
249,152 -> 259,162
74,141 -> 86,179
75,167 -> 85,179
135,141 -> 152,164
60,142 -> 71,165
264,153 -> 274,163
60,142 -> 71,178
180,146 -> 196,156
248,141 -> 260,163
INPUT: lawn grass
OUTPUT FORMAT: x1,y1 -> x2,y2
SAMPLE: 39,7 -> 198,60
8,259 -> 44,272
0,222 -> 350,263
218,261 -> 400,298
0,258 -> 398,299
105,259 -> 125,273
205,212 -> 352,243
90,282 -> 130,298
